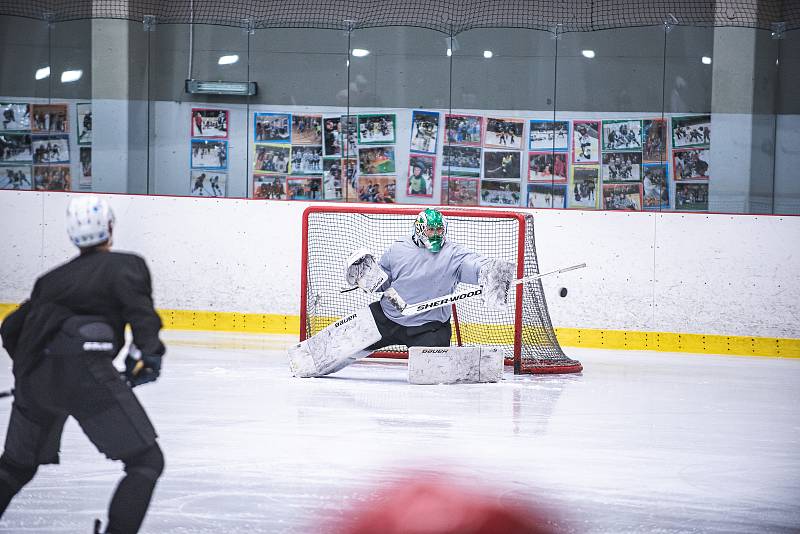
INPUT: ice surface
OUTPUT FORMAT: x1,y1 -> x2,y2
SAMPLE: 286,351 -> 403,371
0,331 -> 798,533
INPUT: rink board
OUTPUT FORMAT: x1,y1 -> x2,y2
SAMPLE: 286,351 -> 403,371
0,191 -> 798,357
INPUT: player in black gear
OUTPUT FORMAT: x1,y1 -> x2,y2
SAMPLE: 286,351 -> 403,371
0,196 -> 165,534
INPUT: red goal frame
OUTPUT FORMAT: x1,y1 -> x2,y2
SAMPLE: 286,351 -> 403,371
301,205 -> 526,364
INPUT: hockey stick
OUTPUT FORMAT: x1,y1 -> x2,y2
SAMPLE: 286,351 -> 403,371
400,263 -> 586,316
0,388 -> 14,400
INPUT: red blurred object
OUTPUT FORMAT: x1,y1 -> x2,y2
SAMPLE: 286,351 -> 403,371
336,476 -> 558,534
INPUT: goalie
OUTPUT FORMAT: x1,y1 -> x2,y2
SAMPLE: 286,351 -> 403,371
288,208 -> 516,378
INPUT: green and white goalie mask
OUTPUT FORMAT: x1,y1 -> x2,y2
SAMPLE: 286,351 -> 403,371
413,208 -> 447,253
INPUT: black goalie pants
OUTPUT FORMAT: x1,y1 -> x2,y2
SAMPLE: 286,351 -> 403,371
367,301 -> 452,350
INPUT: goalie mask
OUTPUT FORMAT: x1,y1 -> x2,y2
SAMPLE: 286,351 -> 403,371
413,208 -> 447,253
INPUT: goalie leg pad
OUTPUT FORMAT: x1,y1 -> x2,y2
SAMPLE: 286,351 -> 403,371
288,306 -> 382,378
407,346 -> 504,385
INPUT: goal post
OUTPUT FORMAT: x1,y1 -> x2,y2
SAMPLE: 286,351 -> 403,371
300,205 -> 582,374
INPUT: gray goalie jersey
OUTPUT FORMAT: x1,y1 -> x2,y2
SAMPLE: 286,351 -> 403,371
378,236 -> 490,327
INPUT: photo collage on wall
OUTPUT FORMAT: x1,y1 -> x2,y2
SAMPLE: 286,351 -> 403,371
600,119 -> 644,210
442,114 -> 482,205
407,110 -> 439,199
527,120 -> 569,208
190,108 -> 229,197
1,102 -> 75,191
251,112 -> 396,202
355,113 -> 396,203
672,114 -> 710,211
481,117 -> 525,207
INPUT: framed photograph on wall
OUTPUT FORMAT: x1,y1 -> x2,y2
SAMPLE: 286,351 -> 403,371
407,154 -> 435,197
1,103 -> 31,131
290,145 -> 323,175
445,114 -> 482,146
0,134 -> 33,163
480,179 -> 521,207
31,104 -> 68,133
568,165 -> 599,209
323,116 -> 342,157
484,117 -> 524,150
341,157 -> 358,199
572,120 -> 599,164
671,115 -> 710,148
341,115 -> 359,157
527,183 -> 567,209
528,152 -> 568,182
442,146 -> 480,177
642,118 -> 667,163
356,175 -> 396,203
483,150 -> 520,180
602,119 -> 642,151
253,175 -> 287,199
291,114 -> 323,145
410,110 -> 439,154
642,163 -> 669,210
357,114 -> 395,145
673,148 -> 710,180
529,120 -> 568,151
77,103 -> 92,144
287,176 -> 323,200
79,146 -> 91,187
191,108 -> 228,138
441,176 -> 479,206
190,139 -> 228,170
602,182 -> 643,210
33,164 -> 71,191
253,144 -> 291,174
190,170 -> 227,197
675,182 -> 709,211
601,152 -> 642,182
358,146 -> 395,175
32,135 -> 70,164
0,165 -> 32,190
322,158 -> 344,200
254,112 -> 291,143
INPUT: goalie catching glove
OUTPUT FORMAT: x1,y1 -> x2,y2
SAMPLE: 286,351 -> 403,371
345,248 -> 388,293
478,259 -> 516,309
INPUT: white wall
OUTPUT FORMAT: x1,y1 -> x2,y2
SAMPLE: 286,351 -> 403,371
1,191 -> 798,339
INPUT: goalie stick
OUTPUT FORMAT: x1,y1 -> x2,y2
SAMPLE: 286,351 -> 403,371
399,263 -> 586,316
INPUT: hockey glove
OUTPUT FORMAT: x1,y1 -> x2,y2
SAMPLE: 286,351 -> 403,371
345,248 -> 388,293
124,353 -> 162,387
479,259 -> 517,309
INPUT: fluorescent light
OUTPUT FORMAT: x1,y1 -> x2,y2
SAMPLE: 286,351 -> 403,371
701,56 -> 712,64
35,66 -> 50,80
185,79 -> 257,96
61,70 -> 83,83
446,48 -> 452,57
581,50 -> 596,58
483,50 -> 493,58
218,54 -> 239,65
351,48 -> 370,57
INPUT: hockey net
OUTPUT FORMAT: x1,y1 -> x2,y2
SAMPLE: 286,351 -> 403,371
301,205 -> 582,374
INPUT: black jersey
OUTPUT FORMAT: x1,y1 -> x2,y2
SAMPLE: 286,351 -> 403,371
1,250 -> 164,378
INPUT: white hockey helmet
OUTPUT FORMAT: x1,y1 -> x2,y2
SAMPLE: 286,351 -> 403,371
66,195 -> 115,248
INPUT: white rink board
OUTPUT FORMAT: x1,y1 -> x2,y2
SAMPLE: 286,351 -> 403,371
1,190 -> 799,339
